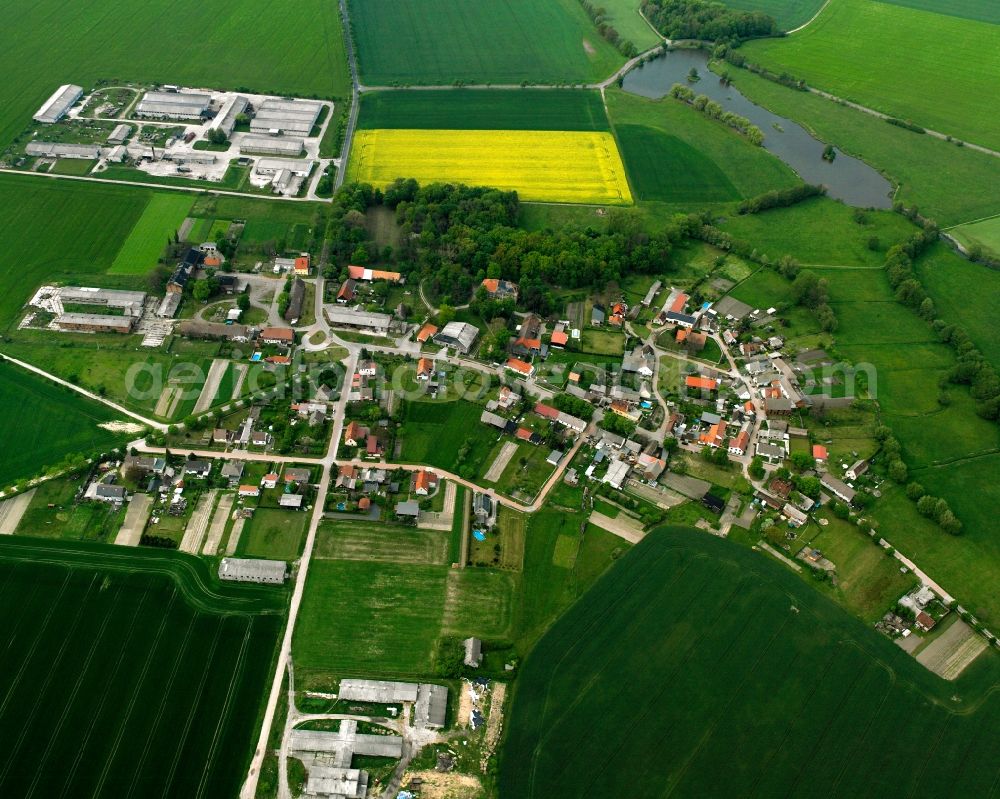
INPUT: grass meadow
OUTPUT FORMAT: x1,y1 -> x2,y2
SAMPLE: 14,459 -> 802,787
0,537 -> 283,799
742,0 -> 1000,150
358,89 -> 611,131
0,361 -> 128,486
605,89 -> 798,204
500,527 -> 1000,797
0,0 -> 349,149
349,129 -> 633,204
718,64 -> 1000,225
719,0 -> 825,29
591,0 -> 662,49
875,0 -> 1000,24
348,0 -> 623,85
950,216 -> 1000,261
398,400 -> 500,478
109,193 -> 193,275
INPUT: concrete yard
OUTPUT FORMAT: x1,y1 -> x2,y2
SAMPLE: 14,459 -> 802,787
201,493 -> 235,555
416,481 -> 457,531
113,494 -> 153,546
179,490 -> 218,553
0,489 -> 35,534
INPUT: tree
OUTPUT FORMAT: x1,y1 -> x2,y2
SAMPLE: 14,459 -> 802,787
192,278 -> 217,303
905,481 -> 925,500
237,292 -> 251,312
916,494 -> 938,517
789,451 -> 813,473
939,510 -> 963,535
888,459 -> 908,483
791,270 -> 828,309
748,456 -> 765,479
207,128 -> 227,145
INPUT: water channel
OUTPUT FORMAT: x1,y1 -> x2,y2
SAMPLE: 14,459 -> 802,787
621,48 -> 894,208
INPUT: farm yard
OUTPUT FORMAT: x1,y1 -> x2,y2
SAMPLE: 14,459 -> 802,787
501,527 -> 1000,798
348,129 -> 633,205
347,0 -> 624,85
0,359 -> 129,487
741,0 -> 1000,150
0,0 -> 349,150
0,537 -> 284,799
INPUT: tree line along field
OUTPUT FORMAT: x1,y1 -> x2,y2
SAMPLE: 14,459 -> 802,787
718,0 -> 825,30
741,0 -> 1000,151
0,360 -> 128,487
349,128 -> 633,205
718,63 -> 1000,226
0,537 -> 285,799
500,527 -> 1000,798
348,0 -> 623,86
358,90 -> 611,131
0,0 -> 349,149
588,0 -> 662,49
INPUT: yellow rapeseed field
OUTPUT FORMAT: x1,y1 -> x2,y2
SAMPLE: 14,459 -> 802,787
348,129 -> 633,205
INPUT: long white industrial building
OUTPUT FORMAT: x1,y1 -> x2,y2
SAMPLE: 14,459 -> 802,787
135,90 -> 210,119
33,84 -> 84,123
240,135 -> 304,156
250,98 -> 323,136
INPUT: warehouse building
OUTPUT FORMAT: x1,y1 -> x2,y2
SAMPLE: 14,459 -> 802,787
325,306 -> 392,335
59,287 -> 146,315
415,683 -> 448,729
254,157 -> 315,177
338,679 -> 419,704
214,94 -> 248,138
33,84 -> 83,123
107,123 -> 131,144
240,135 -> 304,157
57,313 -> 136,334
135,90 -> 210,119
218,557 -> 287,584
26,142 -> 100,159
434,321 -> 479,354
250,98 -> 324,136
166,150 -> 217,164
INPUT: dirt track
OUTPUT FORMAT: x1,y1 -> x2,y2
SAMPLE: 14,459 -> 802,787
483,441 -> 517,483
114,494 -> 152,546
193,359 -> 229,414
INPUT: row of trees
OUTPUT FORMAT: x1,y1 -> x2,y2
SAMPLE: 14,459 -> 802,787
737,184 -> 826,215
578,0 -> 639,58
668,83 -> 764,144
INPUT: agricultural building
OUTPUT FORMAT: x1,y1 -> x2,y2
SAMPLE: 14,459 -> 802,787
416,683 -> 448,729
214,94 -> 248,137
304,767 -> 368,799
33,84 -> 83,123
347,265 -> 402,282
434,321 -> 478,353
240,134 -> 304,157
260,326 -> 294,345
107,124 -> 131,144
250,98 -> 324,136
324,306 -> 392,335
254,157 -> 314,178
25,142 -> 100,159
218,557 -> 287,584
820,473 -> 856,504
135,90 -> 210,119
166,151 -> 216,164
338,680 -> 420,704
57,313 -> 135,333
59,287 -> 146,314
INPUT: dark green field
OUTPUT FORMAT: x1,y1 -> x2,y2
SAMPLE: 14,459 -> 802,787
358,89 -> 610,130
348,0 -> 623,85
0,537 -> 285,798
720,0 -> 824,29
614,124 -> 739,202
501,526 -> 1000,797
398,400 -> 500,478
0,360 -> 128,487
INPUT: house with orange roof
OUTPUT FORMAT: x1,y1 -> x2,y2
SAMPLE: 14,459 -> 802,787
534,402 -> 559,420
238,485 -> 260,498
506,358 -> 535,378
261,473 -> 279,489
416,322 -> 438,343
550,324 -> 569,348
511,314 -> 543,357
515,427 -> 533,442
336,279 -> 356,303
343,421 -> 367,447
348,265 -> 402,282
294,255 -> 310,276
686,375 -> 719,391
265,355 -> 291,366
813,444 -> 828,462
481,278 -> 518,300
700,421 -> 727,448
413,469 -> 439,495
417,357 -> 434,380
729,428 -> 751,456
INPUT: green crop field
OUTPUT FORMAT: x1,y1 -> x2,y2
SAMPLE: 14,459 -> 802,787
0,360 -> 129,487
501,526 -> 1000,798
0,537 -> 284,799
950,216 -> 1000,261
398,400 -> 501,478
614,123 -> 739,202
718,65 -> 1000,226
742,0 -> 1000,150
0,0 -> 349,149
359,89 -> 611,131
348,0 -> 623,85
313,520 -> 450,565
591,0 -> 662,49
238,507 -> 308,561
0,177 -> 149,332
915,242 -> 1000,371
109,193 -> 194,275
875,0 -> 1000,24
721,0 -> 825,28
605,89 -> 798,204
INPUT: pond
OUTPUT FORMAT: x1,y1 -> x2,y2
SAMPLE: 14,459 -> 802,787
622,49 -> 893,208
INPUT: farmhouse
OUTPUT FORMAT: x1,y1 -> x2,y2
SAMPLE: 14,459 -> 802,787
325,306 -> 392,335
240,135 -> 304,157
347,265 -> 402,282
413,470 -> 439,495
416,322 -> 438,342
511,314 -> 543,357
26,142 -> 100,159
250,97 -> 324,136
481,278 -> 518,300
686,375 -> 719,391
506,358 -> 535,378
136,90 -> 210,119
337,279 -> 357,303
33,84 -> 83,123
434,321 -> 479,353
416,357 -> 434,380
846,459 -> 869,480
218,557 -> 287,584
260,326 -> 294,346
